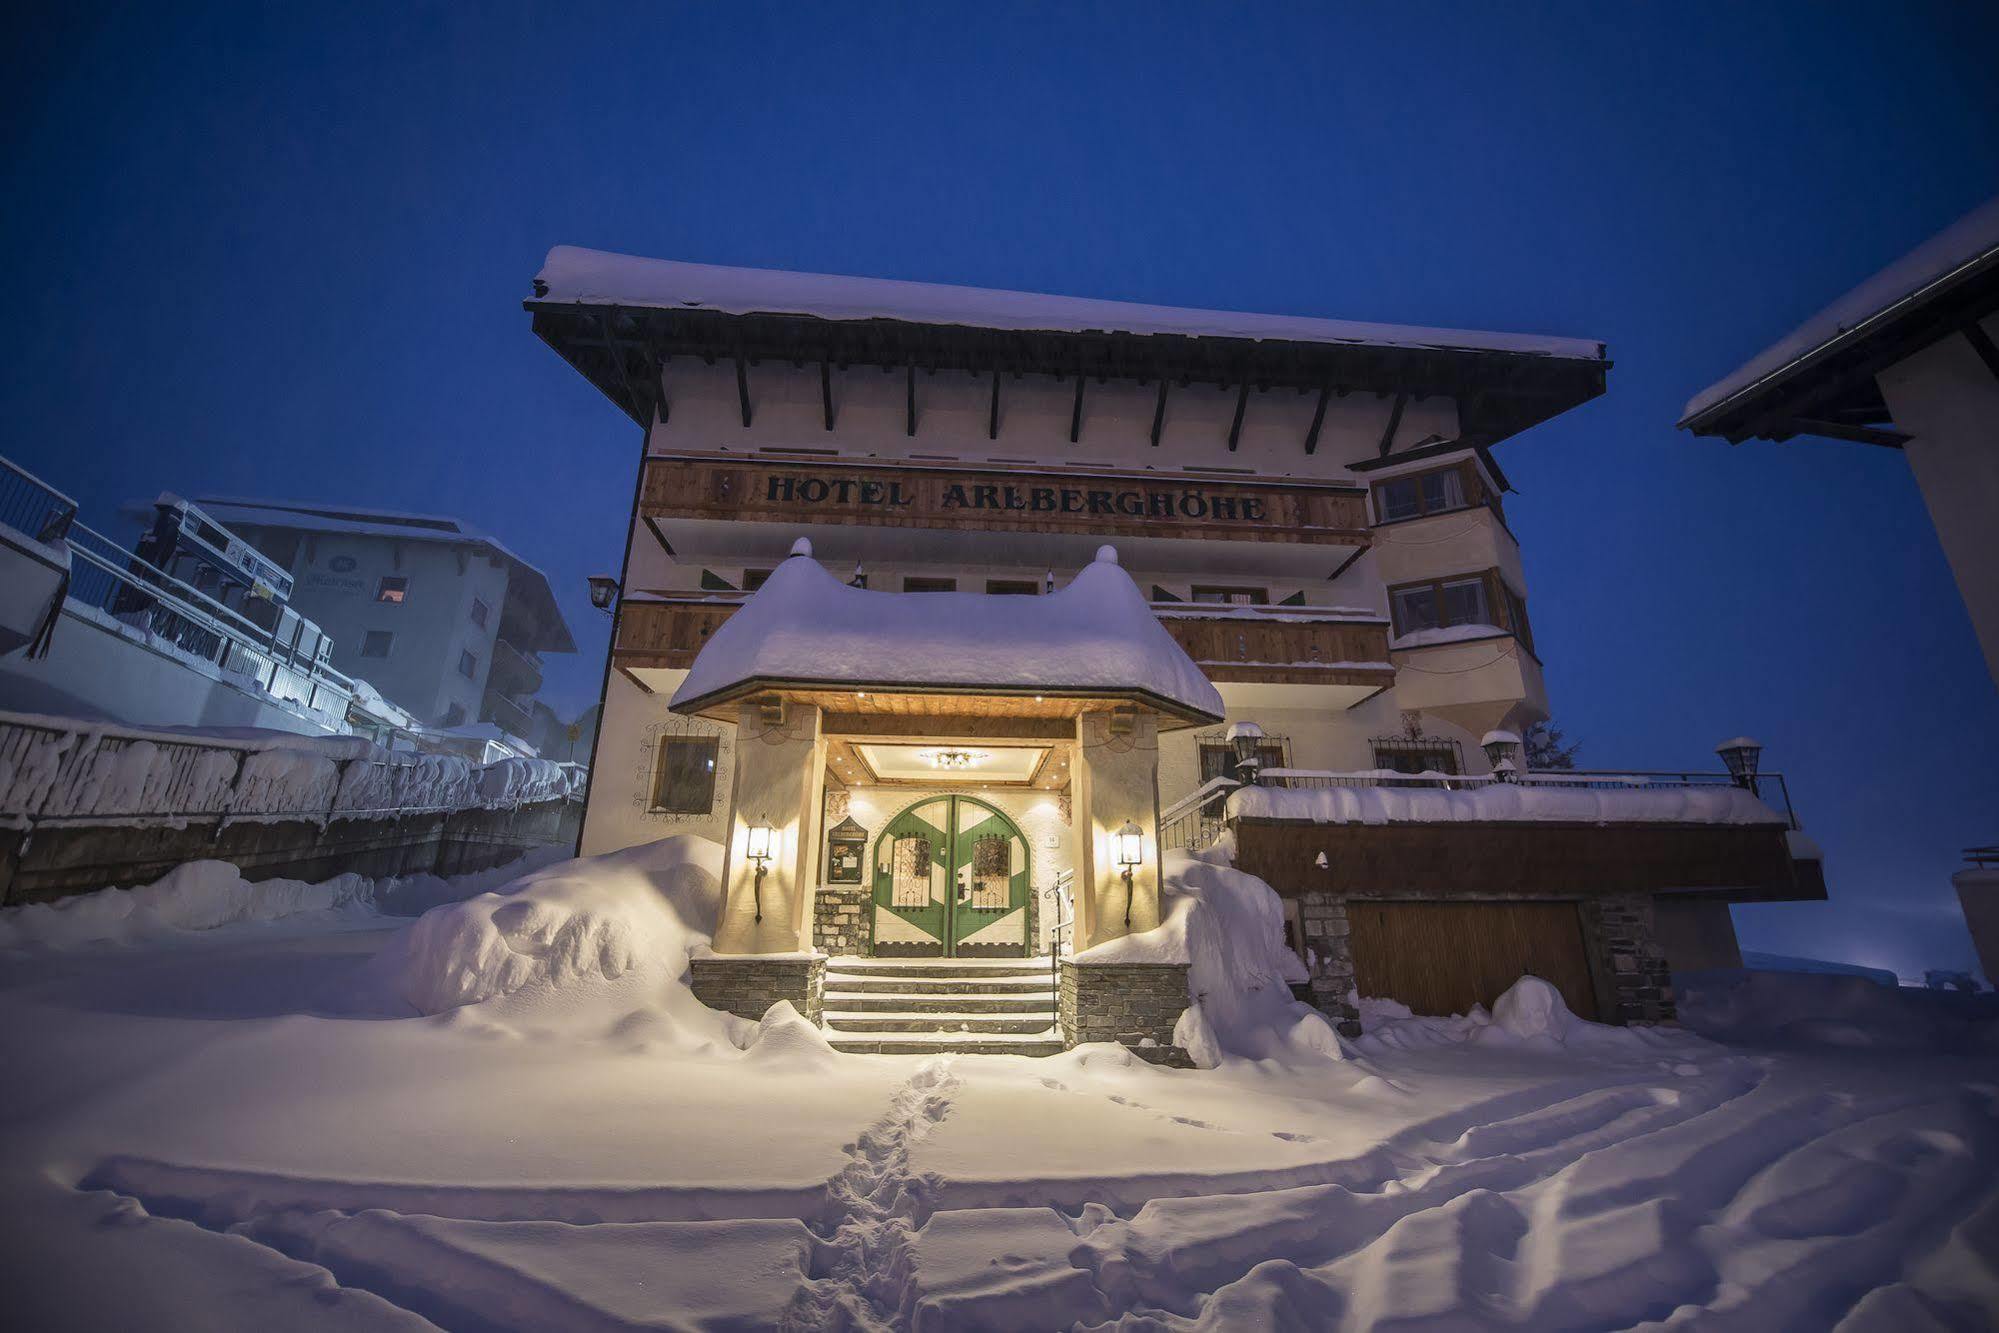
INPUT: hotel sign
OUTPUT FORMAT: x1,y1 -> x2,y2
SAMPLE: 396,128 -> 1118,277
641,456 -> 1370,546
764,473 -> 1274,523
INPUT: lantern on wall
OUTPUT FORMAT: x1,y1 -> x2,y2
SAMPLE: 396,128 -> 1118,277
586,575 -> 620,613
745,819 -> 774,921
1227,720 -> 1266,786
1116,819 -> 1144,926
826,817 -> 868,885
1715,737 -> 1763,792
1480,729 -> 1522,775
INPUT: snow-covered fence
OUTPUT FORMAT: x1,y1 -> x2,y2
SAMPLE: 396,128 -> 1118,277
1250,767 -> 1800,828
0,711 -> 586,831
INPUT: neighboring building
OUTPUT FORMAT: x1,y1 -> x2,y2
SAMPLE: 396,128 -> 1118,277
189,499 -> 577,740
529,247 -> 1821,1055
1679,195 -> 1999,689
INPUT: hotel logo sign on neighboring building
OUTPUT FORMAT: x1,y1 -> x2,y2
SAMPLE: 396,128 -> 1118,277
764,473 -> 1273,523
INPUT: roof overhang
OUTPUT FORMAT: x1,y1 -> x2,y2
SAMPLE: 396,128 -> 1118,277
526,300 -> 1608,450
669,679 -> 1222,731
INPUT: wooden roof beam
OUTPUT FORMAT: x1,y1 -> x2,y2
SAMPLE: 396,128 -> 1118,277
1304,384 -> 1331,455
1227,382 -> 1250,451
1150,378 -> 1169,446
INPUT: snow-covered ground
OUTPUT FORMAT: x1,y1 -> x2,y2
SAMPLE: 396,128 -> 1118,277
2,844 -> 1995,1330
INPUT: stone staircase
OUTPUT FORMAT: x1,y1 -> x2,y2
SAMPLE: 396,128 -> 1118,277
821,957 -> 1065,1056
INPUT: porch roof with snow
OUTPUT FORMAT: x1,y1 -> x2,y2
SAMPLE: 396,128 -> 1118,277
667,543 -> 1225,726
526,247 -> 1609,450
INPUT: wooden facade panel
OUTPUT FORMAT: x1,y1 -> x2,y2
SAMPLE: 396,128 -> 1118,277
616,599 -> 1396,689
1349,901 -> 1598,1020
1233,818 -> 1810,900
640,455 -> 1371,546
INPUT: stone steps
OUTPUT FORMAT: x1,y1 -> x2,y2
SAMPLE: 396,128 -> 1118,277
822,955 -> 1062,1056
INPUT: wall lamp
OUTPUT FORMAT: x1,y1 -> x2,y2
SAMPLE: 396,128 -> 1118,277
1116,819 -> 1143,926
745,819 -> 773,922
1715,737 -> 1763,793
586,575 -> 620,613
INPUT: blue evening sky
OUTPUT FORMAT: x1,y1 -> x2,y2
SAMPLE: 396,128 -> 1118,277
7,3 -> 1997,979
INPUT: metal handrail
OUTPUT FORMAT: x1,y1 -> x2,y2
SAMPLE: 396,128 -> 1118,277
0,454 -> 79,544
1966,845 -> 1999,868
1043,868 -> 1075,1035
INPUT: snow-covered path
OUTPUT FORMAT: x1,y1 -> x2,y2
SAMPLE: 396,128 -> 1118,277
2,915 -> 1995,1330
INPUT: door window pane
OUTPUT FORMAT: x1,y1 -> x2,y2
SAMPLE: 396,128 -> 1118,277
891,836 -> 933,907
651,737 -> 719,813
970,834 -> 1010,908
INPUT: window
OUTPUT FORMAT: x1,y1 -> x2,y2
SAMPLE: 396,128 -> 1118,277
375,576 -> 408,604
458,649 -> 478,679
742,568 -> 773,592
986,579 -> 1038,595
441,703 -> 467,727
1370,737 -> 1463,775
1390,575 -> 1492,637
1191,585 -> 1268,606
469,598 -> 490,629
359,630 -> 393,658
903,576 -> 957,593
651,737 -> 719,813
1502,584 -> 1535,654
1374,466 -> 1470,523
1198,734 -> 1289,814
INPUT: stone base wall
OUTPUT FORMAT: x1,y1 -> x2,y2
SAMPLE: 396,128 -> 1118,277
1060,959 -> 1193,1064
689,955 -> 826,1024
812,885 -> 873,956
1295,892 -> 1363,1037
1581,893 -> 1676,1024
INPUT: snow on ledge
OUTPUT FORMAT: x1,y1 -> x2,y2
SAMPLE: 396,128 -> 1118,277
1229,782 -> 1784,826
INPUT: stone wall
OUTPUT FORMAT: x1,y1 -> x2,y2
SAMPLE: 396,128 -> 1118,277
1060,959 -> 1194,1065
1580,893 -> 1676,1024
688,955 -> 826,1024
811,884 -> 873,956
0,797 -> 582,907
1294,892 -> 1363,1036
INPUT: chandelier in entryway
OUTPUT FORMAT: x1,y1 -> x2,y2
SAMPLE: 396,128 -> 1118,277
923,749 -> 989,770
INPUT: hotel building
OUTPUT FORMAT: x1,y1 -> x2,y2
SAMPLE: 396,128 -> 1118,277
529,249 -> 1821,1057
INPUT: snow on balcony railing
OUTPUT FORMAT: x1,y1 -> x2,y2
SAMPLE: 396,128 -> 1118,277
1229,773 -> 1788,828
0,711 -> 585,832
1253,767 -> 1800,828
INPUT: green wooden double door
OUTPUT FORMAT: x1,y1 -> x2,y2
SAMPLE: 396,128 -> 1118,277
871,795 -> 1030,957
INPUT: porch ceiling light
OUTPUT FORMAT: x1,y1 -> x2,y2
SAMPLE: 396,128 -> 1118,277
925,749 -> 988,770
1715,737 -> 1763,791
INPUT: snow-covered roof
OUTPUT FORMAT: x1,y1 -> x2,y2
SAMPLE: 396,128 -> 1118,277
191,497 -> 576,655
535,246 -> 1606,362
1681,195 -> 1999,427
669,542 -> 1224,721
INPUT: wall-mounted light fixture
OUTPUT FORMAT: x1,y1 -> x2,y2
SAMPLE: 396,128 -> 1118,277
1715,737 -> 1763,793
1117,819 -> 1143,926
745,819 -> 773,922
586,575 -> 620,613
1228,720 -> 1266,786
1480,729 -> 1522,776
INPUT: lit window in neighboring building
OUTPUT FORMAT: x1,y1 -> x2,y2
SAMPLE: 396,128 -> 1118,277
360,630 -> 393,658
986,579 -> 1038,595
376,576 -> 409,604
1191,585 -> 1267,605
458,649 -> 478,679
469,597 -> 490,628
651,737 -> 720,812
903,576 -> 956,592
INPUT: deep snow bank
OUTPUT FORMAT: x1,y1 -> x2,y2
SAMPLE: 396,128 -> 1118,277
1078,848 -> 1339,1067
0,845 -> 571,951
1677,968 -> 1999,1053
1355,977 -> 1702,1058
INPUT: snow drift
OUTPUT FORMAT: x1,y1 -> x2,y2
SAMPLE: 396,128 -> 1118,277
1355,978 -> 1704,1058
1677,968 -> 1999,1053
1078,847 -> 1341,1068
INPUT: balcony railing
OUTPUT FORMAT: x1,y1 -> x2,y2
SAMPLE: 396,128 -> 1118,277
0,455 -> 78,545
614,592 -> 1395,687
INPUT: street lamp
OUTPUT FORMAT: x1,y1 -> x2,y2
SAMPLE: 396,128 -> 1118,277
1715,737 -> 1763,792
586,575 -> 620,613
745,819 -> 774,922
1481,729 -> 1522,776
1228,720 -> 1265,786
1116,819 -> 1144,927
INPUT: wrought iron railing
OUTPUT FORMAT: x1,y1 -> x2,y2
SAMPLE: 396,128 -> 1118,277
0,455 -> 78,545
1043,867 -> 1075,1034
1966,845 -> 1999,868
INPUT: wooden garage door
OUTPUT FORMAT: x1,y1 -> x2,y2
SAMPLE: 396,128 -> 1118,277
1348,901 -> 1598,1021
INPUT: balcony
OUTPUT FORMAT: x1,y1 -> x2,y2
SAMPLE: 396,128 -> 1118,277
613,593 -> 1395,695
